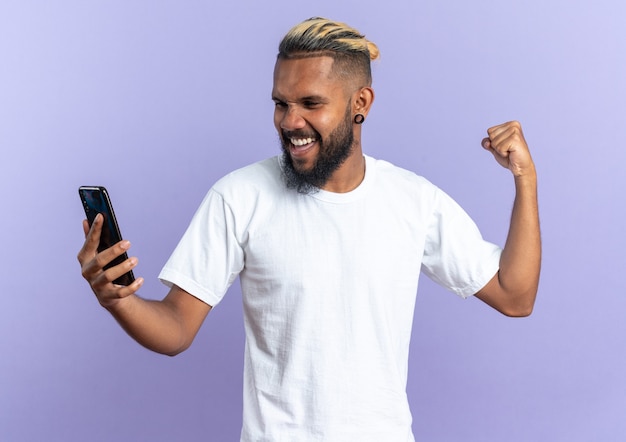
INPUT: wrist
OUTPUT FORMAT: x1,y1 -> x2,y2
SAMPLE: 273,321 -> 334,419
513,163 -> 537,183
99,292 -> 135,313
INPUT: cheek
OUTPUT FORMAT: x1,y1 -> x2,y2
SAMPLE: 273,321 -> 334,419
273,110 -> 282,131
311,112 -> 341,138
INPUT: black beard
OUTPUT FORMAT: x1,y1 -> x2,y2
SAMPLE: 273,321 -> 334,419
280,108 -> 354,194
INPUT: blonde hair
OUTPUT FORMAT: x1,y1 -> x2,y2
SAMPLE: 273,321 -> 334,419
278,17 -> 380,85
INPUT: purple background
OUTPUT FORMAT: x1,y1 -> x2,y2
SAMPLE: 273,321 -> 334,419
1,1 -> 625,440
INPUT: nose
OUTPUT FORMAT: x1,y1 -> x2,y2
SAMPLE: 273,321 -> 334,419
278,106 -> 306,131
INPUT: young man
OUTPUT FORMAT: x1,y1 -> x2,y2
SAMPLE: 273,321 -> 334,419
78,17 -> 540,442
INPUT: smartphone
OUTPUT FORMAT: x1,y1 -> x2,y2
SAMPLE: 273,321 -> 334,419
78,186 -> 135,286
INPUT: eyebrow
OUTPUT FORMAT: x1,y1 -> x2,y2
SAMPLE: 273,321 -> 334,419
271,94 -> 329,104
300,95 -> 328,103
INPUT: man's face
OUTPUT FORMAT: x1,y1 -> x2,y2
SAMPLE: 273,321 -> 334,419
272,56 -> 356,193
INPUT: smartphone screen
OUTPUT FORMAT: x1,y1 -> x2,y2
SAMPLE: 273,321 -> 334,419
78,186 -> 135,286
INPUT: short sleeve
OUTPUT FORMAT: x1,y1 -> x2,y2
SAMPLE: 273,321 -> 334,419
159,188 -> 245,307
421,188 -> 502,298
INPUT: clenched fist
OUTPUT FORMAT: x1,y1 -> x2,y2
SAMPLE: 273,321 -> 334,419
482,121 -> 535,178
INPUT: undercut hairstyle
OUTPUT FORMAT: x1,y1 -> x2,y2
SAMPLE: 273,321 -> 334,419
277,17 -> 380,87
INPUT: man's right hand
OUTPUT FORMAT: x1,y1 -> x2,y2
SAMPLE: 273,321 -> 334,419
77,213 -> 144,309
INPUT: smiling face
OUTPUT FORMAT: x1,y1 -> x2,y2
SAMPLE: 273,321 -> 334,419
272,56 -> 361,193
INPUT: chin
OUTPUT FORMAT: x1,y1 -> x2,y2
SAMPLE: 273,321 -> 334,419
290,154 -> 315,172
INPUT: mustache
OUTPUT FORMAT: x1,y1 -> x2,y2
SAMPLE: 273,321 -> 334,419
281,129 -> 319,140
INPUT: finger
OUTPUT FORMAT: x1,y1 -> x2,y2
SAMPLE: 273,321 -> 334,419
482,128 -> 511,166
493,126 -> 518,145
85,213 -> 103,246
82,219 -> 90,236
115,277 -> 144,298
488,122 -> 525,150
487,120 -> 521,138
93,276 -> 145,308
92,240 -> 132,274
482,136 -> 508,161
488,129 -> 523,159
96,254 -> 139,286
80,239 -> 131,284
88,253 -> 138,295
77,214 -> 103,265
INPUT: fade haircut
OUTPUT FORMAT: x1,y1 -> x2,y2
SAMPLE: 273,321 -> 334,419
277,17 -> 380,87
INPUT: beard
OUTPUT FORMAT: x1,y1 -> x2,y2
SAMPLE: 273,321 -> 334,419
280,106 -> 354,194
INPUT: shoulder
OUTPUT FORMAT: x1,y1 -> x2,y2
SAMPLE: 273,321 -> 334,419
367,155 -> 439,199
212,156 -> 284,200
366,155 -> 470,222
216,156 -> 281,187
189,156 -> 285,234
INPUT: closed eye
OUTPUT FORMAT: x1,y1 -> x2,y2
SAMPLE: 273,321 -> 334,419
273,100 -> 287,108
302,100 -> 321,109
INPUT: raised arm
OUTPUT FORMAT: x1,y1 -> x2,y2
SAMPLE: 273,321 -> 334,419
77,214 -> 211,355
475,121 -> 541,317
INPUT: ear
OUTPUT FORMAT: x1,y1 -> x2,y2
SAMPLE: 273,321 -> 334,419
352,86 -> 375,118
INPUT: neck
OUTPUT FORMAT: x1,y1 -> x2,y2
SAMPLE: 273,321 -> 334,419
321,147 -> 365,193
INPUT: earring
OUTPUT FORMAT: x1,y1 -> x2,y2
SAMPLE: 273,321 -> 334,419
354,114 -> 365,124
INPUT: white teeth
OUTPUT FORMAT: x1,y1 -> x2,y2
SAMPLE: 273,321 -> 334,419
290,137 -> 314,147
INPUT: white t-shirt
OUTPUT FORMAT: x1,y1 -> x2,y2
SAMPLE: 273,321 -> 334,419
160,155 -> 501,442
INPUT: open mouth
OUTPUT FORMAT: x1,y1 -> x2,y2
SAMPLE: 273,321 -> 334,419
288,136 -> 317,156
290,136 -> 315,147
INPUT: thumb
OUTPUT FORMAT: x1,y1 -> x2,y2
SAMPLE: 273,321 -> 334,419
481,137 -> 491,150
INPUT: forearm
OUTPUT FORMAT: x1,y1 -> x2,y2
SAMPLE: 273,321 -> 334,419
103,294 -> 192,356
498,169 -> 541,307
